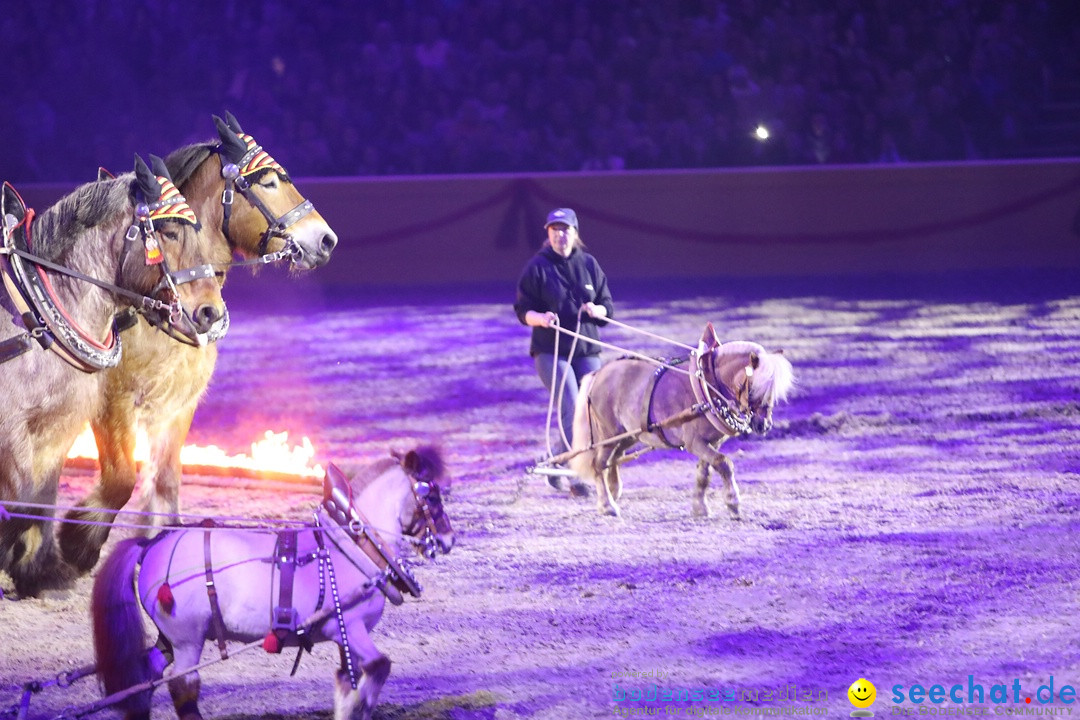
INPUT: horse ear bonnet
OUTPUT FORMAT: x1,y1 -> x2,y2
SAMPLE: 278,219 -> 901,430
225,111 -> 244,134
96,167 -> 115,182
133,154 -> 161,201
149,154 -> 173,182
213,115 -> 249,164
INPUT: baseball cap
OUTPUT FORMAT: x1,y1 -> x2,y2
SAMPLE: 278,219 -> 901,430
544,208 -> 578,230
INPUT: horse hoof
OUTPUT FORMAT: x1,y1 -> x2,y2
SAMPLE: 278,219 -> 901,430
569,482 -> 591,498
546,475 -> 567,492
39,587 -> 75,601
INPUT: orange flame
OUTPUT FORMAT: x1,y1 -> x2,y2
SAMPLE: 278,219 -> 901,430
65,425 -> 323,481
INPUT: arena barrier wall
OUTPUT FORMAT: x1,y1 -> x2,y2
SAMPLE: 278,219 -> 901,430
16,159 -> 1080,291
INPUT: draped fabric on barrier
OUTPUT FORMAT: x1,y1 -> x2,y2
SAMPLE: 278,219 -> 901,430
15,160 -> 1080,286
343,172 -> 1080,248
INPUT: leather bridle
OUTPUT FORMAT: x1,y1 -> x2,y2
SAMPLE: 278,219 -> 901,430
217,138 -> 314,263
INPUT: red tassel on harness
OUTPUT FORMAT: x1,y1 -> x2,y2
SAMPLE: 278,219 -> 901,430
157,582 -> 175,612
262,631 -> 282,654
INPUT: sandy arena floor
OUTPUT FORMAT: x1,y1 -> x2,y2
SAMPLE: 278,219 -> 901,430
2,273 -> 1080,719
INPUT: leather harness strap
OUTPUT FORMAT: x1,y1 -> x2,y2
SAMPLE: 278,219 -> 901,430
641,363 -> 684,450
272,530 -> 300,638
0,333 -> 33,365
202,520 -> 229,660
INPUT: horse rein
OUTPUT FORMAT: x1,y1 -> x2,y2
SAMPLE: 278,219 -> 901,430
320,473 -> 444,601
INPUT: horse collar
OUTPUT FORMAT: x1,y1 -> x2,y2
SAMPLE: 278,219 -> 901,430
1,209 -> 123,372
319,492 -> 424,602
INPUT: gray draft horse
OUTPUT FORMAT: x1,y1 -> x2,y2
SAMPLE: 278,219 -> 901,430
569,323 -> 794,517
0,157 -> 227,597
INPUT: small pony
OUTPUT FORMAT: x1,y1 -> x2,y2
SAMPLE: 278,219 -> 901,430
92,446 -> 453,720
60,112 -> 339,574
569,323 -> 794,517
0,155 -> 226,597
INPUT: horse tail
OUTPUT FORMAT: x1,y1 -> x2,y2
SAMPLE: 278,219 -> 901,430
569,371 -> 598,475
91,536 -> 154,709
575,370 -> 597,446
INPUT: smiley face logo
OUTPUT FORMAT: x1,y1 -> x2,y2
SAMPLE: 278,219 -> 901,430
848,678 -> 877,712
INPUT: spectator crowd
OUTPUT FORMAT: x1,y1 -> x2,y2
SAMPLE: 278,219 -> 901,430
1,0 -> 1077,182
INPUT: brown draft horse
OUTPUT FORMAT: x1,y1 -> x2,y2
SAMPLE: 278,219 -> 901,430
569,323 -> 794,518
0,157 -> 227,597
58,113 -> 339,574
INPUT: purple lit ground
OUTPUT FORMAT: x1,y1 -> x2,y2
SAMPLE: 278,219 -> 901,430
3,275 -> 1080,719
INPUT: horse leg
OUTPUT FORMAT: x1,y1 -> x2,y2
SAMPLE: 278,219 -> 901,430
602,437 -> 636,510
60,408 -> 139,573
168,672 -> 202,720
4,463 -> 77,596
334,632 -> 391,720
167,645 -> 204,720
139,406 -> 197,532
688,440 -> 738,519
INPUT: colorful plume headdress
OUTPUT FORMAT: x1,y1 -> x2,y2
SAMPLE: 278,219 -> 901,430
148,176 -> 198,226
237,134 -> 286,177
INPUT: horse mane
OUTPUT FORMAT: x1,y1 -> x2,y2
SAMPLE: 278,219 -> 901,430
164,142 -> 218,187
32,178 -> 131,261
718,340 -> 795,404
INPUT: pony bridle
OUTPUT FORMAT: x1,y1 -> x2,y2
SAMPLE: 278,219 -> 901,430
218,140 -> 314,265
320,477 -> 444,600
689,347 -> 757,436
405,479 -> 445,560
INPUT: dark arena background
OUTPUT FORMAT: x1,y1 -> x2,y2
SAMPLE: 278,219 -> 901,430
3,2 -> 1080,719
